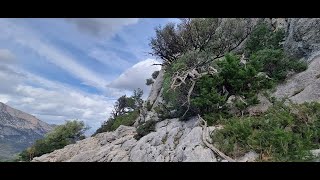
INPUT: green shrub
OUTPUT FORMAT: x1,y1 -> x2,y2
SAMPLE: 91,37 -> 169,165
162,61 -> 193,120
146,101 -> 153,111
18,120 -> 88,161
245,21 -> 285,54
162,53 -> 277,122
93,118 -> 115,136
94,89 -> 144,135
134,120 -> 157,140
146,78 -> 154,86
162,71 -> 177,106
212,101 -> 320,161
93,110 -> 139,135
152,71 -> 160,79
250,48 -> 307,82
110,110 -> 139,131
154,105 -> 167,119
191,74 -> 227,117
203,113 -> 231,126
244,21 -> 307,82
219,54 -> 266,96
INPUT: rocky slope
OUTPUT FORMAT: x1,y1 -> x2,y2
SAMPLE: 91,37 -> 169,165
33,118 -> 215,162
33,117 -> 258,162
274,55 -> 320,103
0,102 -> 54,161
32,63 -> 259,162
33,18 -> 320,162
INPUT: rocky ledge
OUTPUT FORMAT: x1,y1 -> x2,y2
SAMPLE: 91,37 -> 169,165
33,117 -> 219,162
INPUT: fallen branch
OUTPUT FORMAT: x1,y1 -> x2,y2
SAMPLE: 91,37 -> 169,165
198,115 -> 236,162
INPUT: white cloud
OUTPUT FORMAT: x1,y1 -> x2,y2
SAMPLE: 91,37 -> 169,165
0,66 -> 24,94
0,64 -> 115,134
88,48 -> 132,70
0,49 -> 15,64
0,19 -> 109,91
107,59 -> 161,98
0,94 -> 10,103
65,18 -> 139,38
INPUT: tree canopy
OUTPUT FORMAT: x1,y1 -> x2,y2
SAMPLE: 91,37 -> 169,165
150,18 -> 255,66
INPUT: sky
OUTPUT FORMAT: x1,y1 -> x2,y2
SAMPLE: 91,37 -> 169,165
0,18 -> 180,134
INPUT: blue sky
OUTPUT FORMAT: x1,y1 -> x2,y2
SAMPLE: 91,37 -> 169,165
0,18 -> 179,134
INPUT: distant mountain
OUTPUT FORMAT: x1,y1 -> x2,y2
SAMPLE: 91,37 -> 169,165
0,102 -> 55,161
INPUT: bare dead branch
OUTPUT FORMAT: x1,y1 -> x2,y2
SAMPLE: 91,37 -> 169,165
198,115 -> 236,162
181,80 -> 196,118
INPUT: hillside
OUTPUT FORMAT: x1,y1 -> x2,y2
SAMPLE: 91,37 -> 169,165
0,102 -> 54,161
33,18 -> 320,162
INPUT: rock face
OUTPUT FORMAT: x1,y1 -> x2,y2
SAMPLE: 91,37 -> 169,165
284,18 -> 320,62
247,94 -> 272,116
274,56 -> 320,103
33,117 -> 217,162
273,18 -> 320,103
146,69 -> 165,107
135,69 -> 165,126
0,102 -> 54,161
130,117 -> 216,162
33,125 -> 137,162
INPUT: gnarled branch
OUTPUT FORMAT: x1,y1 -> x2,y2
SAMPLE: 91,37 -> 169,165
198,115 -> 236,162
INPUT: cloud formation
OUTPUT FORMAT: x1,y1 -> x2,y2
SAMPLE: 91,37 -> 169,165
0,19 -> 109,91
0,49 -> 16,64
107,59 -> 161,98
0,49 -> 113,134
88,48 -> 132,70
0,65 -> 115,134
66,18 -> 139,37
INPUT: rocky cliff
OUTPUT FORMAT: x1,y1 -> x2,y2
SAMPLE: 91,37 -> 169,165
0,102 -> 54,161
33,18 -> 320,162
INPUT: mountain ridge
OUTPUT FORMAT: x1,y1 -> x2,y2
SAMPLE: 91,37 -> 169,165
0,102 -> 55,161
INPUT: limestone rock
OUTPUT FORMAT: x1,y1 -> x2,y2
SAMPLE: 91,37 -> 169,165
32,125 -> 137,162
310,149 -> 320,158
271,18 -> 288,31
135,69 -> 165,126
247,94 -> 272,116
130,117 -> 216,162
284,18 -> 320,61
274,56 -> 320,103
33,117 -> 217,162
236,151 -> 259,162
146,69 -> 165,106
